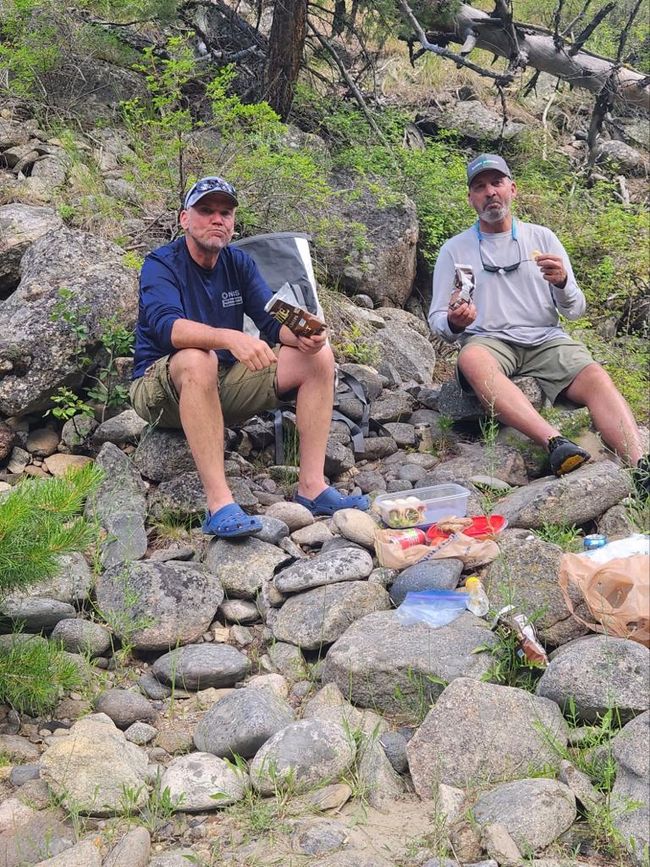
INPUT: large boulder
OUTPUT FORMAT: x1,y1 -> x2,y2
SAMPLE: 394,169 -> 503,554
0,227 -> 138,415
417,100 -> 526,143
322,610 -> 496,714
95,560 -> 223,652
472,778 -> 576,851
160,753 -> 248,811
0,203 -> 62,295
272,581 -> 391,650
437,376 -> 544,422
407,678 -> 568,795
133,429 -> 195,482
193,686 -> 295,758
536,636 -> 650,723
40,714 -> 149,816
497,460 -> 633,528
85,442 -> 148,567
317,173 -> 418,307
249,719 -> 356,795
366,308 -> 437,385
484,530 -> 589,646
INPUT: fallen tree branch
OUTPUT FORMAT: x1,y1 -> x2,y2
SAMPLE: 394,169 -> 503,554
420,1 -> 649,109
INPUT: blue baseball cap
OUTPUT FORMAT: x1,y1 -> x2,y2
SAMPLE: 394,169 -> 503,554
467,154 -> 512,186
184,176 -> 239,209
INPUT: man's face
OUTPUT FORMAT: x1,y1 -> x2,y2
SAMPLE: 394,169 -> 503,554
468,170 -> 517,224
180,192 -> 236,255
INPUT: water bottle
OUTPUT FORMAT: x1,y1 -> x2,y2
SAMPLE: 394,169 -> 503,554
465,576 -> 489,617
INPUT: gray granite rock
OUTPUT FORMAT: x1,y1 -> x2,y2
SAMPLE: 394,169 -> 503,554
147,471 -> 205,522
389,559 -> 463,606
160,752 -> 247,810
250,719 -> 356,795
103,827 -> 151,867
272,581 -> 391,650
322,610 -> 495,714
289,817 -> 349,855
484,530 -> 589,646
379,731 -> 409,774
275,548 -> 374,593
610,711 -> 650,866
437,376 -> 543,421
152,643 -> 250,690
0,811 -> 75,866
40,715 -> 149,816
194,686 -> 295,758
204,536 -> 290,599
95,560 -> 223,652
255,515 -> 291,545
370,391 -> 416,423
92,409 -> 147,446
219,598 -> 259,623
425,441 -> 528,488
123,721 -> 158,745
473,778 -> 576,851
50,618 -> 112,657
0,597 -> 75,630
133,429 -> 195,482
94,688 -> 157,729
536,636 -> 649,723
498,460 -> 633,529
407,678 -> 568,795
85,442 -> 148,567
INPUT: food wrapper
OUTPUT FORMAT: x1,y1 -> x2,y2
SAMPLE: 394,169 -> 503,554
449,264 -> 475,310
492,604 -> 548,666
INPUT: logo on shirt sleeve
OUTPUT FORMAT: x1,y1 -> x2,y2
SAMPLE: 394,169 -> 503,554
222,290 -> 243,309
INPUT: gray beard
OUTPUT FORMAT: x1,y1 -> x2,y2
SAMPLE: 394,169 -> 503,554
479,204 -> 508,223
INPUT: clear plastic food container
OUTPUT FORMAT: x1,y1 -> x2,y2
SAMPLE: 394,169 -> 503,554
374,484 -> 471,528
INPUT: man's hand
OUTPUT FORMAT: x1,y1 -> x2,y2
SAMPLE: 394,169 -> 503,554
535,254 -> 567,288
295,331 -> 328,355
225,332 -> 278,371
448,300 -> 477,333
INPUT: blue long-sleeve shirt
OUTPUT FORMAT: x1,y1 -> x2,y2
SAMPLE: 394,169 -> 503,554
133,238 -> 282,378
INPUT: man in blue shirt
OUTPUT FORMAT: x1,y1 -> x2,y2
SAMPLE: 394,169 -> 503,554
131,176 -> 368,537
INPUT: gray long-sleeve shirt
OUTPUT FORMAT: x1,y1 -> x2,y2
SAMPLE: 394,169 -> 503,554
428,220 -> 586,345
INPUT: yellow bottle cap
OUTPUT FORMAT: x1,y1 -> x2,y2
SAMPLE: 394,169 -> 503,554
465,576 -> 480,590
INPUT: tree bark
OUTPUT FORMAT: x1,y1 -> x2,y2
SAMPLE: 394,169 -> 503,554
265,0 -> 308,120
424,2 -> 649,110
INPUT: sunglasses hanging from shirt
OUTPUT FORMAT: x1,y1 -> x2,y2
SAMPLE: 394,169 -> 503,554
474,219 -> 522,275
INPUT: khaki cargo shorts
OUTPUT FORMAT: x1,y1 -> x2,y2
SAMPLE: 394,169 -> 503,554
456,336 -> 594,404
130,350 -> 284,429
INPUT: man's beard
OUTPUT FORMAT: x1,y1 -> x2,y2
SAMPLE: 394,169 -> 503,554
479,202 -> 509,223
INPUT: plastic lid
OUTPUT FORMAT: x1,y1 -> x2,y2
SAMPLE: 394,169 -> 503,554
465,576 -> 481,591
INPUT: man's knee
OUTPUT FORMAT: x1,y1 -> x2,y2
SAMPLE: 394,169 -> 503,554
458,344 -> 501,378
170,348 -> 219,390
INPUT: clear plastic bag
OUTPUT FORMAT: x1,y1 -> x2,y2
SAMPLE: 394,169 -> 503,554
395,589 -> 469,628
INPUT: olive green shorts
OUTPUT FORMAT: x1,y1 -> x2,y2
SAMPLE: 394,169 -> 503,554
130,350 -> 284,429
456,336 -> 594,404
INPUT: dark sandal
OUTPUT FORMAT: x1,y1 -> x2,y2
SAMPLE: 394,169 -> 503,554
202,503 -> 262,538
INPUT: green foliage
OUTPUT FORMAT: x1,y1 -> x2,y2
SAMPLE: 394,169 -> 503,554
0,635 -> 82,714
50,287 -> 92,369
479,619 -> 546,692
0,0 -> 61,98
333,323 -> 379,366
534,522 -> 583,552
45,386 -> 95,421
0,464 -> 103,593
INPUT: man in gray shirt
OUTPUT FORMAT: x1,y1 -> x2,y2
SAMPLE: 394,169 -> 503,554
429,153 -> 647,486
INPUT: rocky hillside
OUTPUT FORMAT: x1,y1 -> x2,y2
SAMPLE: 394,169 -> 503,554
1,2 -> 650,866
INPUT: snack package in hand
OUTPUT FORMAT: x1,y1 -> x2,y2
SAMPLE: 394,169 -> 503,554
264,295 -> 326,337
449,264 -> 475,310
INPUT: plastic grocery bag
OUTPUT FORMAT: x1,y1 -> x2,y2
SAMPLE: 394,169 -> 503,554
558,535 -> 650,646
395,590 -> 469,628
375,529 -> 499,570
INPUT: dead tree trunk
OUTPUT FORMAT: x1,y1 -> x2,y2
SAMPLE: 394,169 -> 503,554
264,0 -> 308,120
421,2 -> 649,110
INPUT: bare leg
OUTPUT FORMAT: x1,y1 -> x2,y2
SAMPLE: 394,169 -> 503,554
563,363 -> 644,465
169,348 -> 233,513
276,344 -> 336,500
458,346 -> 560,445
